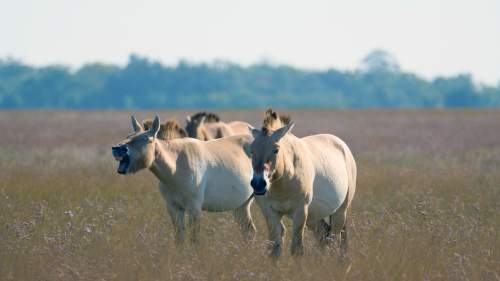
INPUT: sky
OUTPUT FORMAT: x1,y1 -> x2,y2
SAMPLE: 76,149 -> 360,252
1,0 -> 499,85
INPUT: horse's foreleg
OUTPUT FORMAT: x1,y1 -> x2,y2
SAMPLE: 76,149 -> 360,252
166,202 -> 186,246
291,205 -> 308,257
264,210 -> 284,259
159,184 -> 186,246
233,197 -> 256,241
188,209 -> 202,245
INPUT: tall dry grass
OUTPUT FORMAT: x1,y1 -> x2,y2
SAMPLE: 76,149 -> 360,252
0,110 -> 499,281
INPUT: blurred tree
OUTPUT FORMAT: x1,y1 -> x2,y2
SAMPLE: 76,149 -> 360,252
0,51 -> 498,109
360,49 -> 401,73
433,75 -> 478,107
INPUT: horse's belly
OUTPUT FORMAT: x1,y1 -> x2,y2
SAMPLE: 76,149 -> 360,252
308,175 -> 348,220
202,177 -> 253,212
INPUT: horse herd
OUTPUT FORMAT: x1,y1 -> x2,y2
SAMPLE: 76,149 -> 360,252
112,109 -> 357,260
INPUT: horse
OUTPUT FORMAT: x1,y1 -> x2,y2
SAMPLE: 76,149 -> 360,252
248,109 -> 356,258
112,116 -> 256,245
185,111 -> 251,140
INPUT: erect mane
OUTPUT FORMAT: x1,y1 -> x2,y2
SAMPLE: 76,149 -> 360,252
262,108 -> 292,135
164,119 -> 182,132
190,111 -> 220,123
142,118 -> 187,140
142,118 -> 154,130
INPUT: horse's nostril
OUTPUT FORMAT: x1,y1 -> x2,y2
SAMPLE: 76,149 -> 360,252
250,178 -> 264,187
250,177 -> 267,195
250,178 -> 257,188
112,145 -> 129,156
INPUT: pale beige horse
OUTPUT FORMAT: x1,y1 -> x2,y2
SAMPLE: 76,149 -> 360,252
112,116 -> 256,244
185,111 -> 251,140
249,109 -> 356,258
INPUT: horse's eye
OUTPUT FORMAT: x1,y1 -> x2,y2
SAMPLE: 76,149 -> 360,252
272,148 -> 279,154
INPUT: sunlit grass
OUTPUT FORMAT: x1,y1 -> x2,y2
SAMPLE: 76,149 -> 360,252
0,110 -> 499,280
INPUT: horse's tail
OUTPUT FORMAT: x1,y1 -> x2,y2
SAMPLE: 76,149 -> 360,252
344,143 -> 357,209
329,142 -> 357,233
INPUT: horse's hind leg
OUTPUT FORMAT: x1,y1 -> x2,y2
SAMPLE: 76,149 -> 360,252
340,222 -> 348,255
330,211 -> 348,254
306,218 -> 331,249
233,197 -> 256,241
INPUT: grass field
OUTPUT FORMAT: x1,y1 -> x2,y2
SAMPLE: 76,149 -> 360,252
1,110 -> 499,281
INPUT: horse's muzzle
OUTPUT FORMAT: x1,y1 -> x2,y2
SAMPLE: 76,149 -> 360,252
112,145 -> 130,174
250,175 -> 267,195
112,145 -> 128,159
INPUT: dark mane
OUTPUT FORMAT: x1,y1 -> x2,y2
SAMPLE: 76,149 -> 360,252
190,111 -> 220,123
262,108 -> 292,134
278,114 -> 291,125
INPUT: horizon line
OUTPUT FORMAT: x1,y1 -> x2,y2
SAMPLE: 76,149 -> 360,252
1,53 -> 498,87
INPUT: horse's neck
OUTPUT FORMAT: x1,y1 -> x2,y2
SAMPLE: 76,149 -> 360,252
149,141 -> 178,184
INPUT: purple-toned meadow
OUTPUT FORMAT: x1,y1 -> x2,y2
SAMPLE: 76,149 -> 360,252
1,110 -> 499,280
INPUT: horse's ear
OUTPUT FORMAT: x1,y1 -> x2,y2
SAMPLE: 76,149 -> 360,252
148,115 -> 161,138
186,115 -> 191,123
249,125 -> 260,139
200,116 -> 206,124
131,116 -> 143,133
271,122 -> 294,142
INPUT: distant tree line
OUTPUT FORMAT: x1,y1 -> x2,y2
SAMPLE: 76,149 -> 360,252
1,50 -> 499,109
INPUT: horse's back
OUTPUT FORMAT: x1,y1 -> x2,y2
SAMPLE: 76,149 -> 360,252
201,122 -> 230,138
228,121 -> 251,136
301,134 -> 355,220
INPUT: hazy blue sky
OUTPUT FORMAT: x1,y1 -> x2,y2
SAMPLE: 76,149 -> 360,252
1,0 -> 499,84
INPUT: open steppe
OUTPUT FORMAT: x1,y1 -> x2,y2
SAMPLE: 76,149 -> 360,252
1,110 -> 499,280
